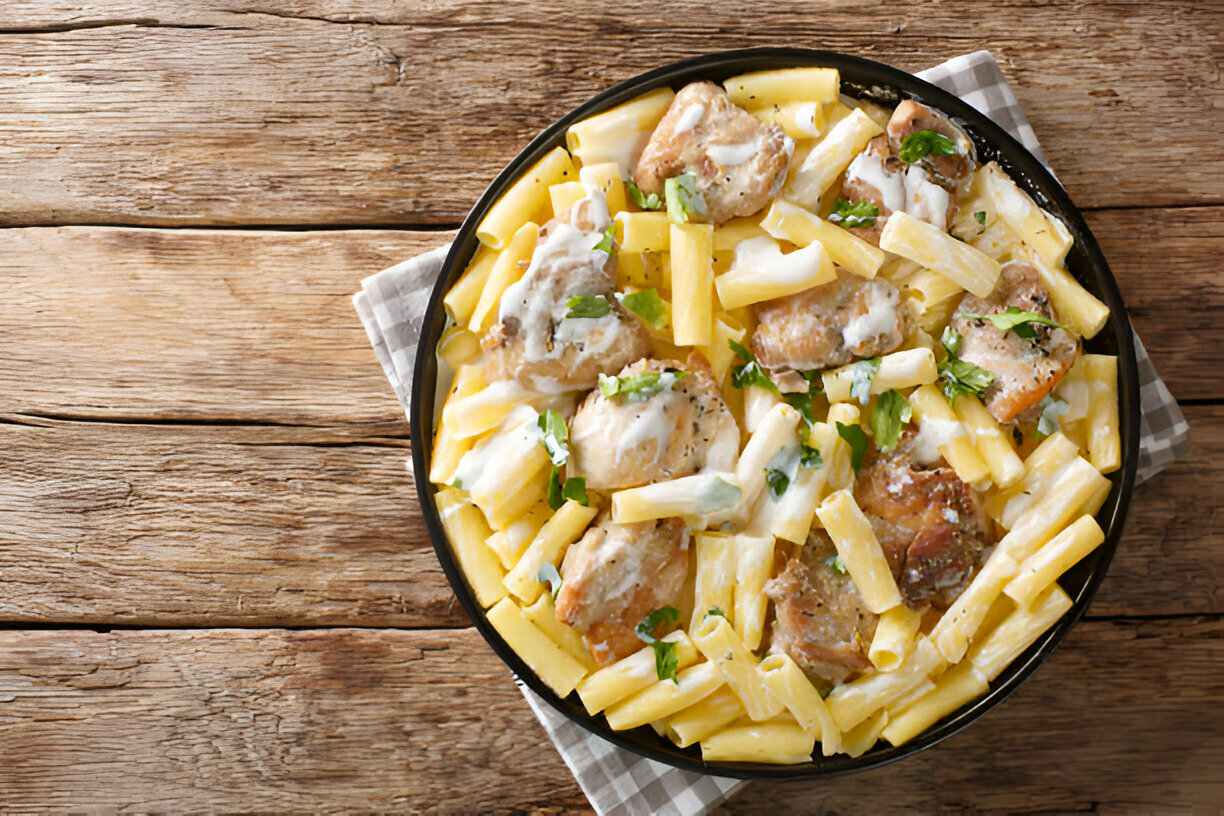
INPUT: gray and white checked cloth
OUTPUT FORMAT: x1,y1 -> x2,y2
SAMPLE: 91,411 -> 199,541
352,50 -> 1191,816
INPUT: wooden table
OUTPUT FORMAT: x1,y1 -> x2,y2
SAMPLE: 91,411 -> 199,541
1,2 -> 1220,812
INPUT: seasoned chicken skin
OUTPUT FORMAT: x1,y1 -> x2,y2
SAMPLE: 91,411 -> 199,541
854,430 -> 993,609
555,515 -> 689,666
886,99 -> 976,194
750,267 -> 912,371
633,81 -> 794,225
841,132 -> 959,240
483,189 -> 652,392
951,261 -> 1079,423
569,353 -> 739,491
765,530 -> 877,686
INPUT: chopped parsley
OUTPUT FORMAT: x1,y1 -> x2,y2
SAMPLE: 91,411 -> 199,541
938,358 -> 996,403
828,198 -> 881,229
825,554 -> 848,575
450,478 -> 463,490
849,357 -> 882,406
546,468 -> 589,511
617,288 -> 668,330
598,370 -> 687,402
728,339 -> 780,396
664,172 -> 708,225
636,606 -> 682,683
765,467 -> 791,501
869,389 -> 913,453
565,294 -> 612,319
955,306 -> 1071,340
537,409 -> 570,467
1035,394 -> 1070,439
782,370 -> 824,426
800,444 -> 824,469
898,130 -> 959,164
591,223 -> 617,255
706,606 -> 727,619
835,421 -> 868,475
625,177 -> 663,211
536,562 -> 563,601
974,210 -> 987,229
941,325 -> 964,358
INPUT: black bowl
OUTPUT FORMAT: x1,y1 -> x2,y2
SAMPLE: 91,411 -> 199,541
411,48 -> 1140,779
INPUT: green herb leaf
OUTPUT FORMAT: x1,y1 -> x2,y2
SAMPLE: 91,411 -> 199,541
849,357 -> 882,406
536,562 -> 563,601
781,371 -> 824,426
938,358 -> 996,403
618,288 -> 668,330
561,475 -> 588,506
765,468 -> 791,501
591,223 -> 617,255
898,130 -> 959,164
598,370 -> 687,402
835,421 -> 868,475
869,389 -> 914,453
728,339 -> 781,395
565,294 -> 612,319
652,640 -> 679,683
1035,394 -> 1070,439
547,465 -> 565,510
828,198 -> 881,229
636,606 -> 681,641
941,325 -> 964,358
697,476 -> 743,514
825,554 -> 848,575
706,606 -> 727,618
800,444 -> 823,469
664,172 -> 707,225
537,409 -> 570,467
636,606 -> 682,683
956,306 -> 1070,340
625,177 -> 663,211
450,478 -> 463,490
974,210 -> 987,228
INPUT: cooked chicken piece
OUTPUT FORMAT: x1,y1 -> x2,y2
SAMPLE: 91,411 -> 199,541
839,135 -> 905,246
951,261 -> 1079,424
750,267 -> 912,371
483,189 -> 652,392
886,99 -> 976,194
555,515 -> 689,666
569,353 -> 739,491
633,81 -> 794,225
765,530 -> 877,686
854,430 -> 993,609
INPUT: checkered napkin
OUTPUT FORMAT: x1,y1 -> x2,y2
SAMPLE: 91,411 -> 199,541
352,50 -> 1190,816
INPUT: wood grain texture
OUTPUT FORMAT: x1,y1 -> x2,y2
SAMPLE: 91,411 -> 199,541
0,620 -> 1219,813
0,406 -> 1218,626
0,1 -> 1218,226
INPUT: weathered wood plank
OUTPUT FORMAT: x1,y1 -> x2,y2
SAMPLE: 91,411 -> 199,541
0,406 -> 1217,626
0,619 -> 1219,813
0,212 -> 1217,429
0,1 -> 1218,225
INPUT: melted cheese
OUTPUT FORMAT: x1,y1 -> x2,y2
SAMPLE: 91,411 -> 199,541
674,103 -> 706,135
845,150 -> 905,214
841,282 -> 902,351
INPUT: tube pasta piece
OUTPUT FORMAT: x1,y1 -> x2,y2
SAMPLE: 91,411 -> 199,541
670,223 -> 715,346
904,267 -> 966,334
730,403 -> 802,518
523,593 -> 600,672
953,393 -> 1025,489
786,109 -> 885,209
611,472 -> 742,525
928,548 -> 1020,663
692,615 -> 785,721
970,584 -> 1073,681
699,720 -> 817,765
503,500 -> 600,604
880,210 -> 1001,299
909,384 -> 991,488
430,364 -> 487,486
839,710 -> 888,758
566,87 -> 675,175
579,162 -> 628,215
548,180 -> 587,217
743,384 -> 782,432
751,101 -> 826,140
980,161 -> 1073,269
1005,515 -> 1105,608
690,532 -> 737,631
818,402 -> 861,491
435,487 -> 507,609
769,461 -> 827,545
712,216 -> 770,251
437,326 -> 483,370
484,473 -> 549,532
477,148 -> 574,250
696,316 -> 747,386
605,662 -> 725,731
664,687 -> 744,748
881,661 -> 989,747
869,604 -> 924,672
1055,356 -> 1090,424
968,217 -> 1021,261
997,456 -> 1111,563
724,67 -> 840,109
443,245 -> 498,328
454,406 -> 552,529
761,198 -> 887,280
576,632 -> 699,715
1083,354 -> 1121,474
733,535 -> 775,651
758,653 -> 841,755
994,432 -> 1080,528
443,379 -> 536,440
486,598 -> 588,697
825,637 -> 945,732
714,237 -> 836,310
484,504 -> 550,570
468,220 -> 540,333
615,211 -> 671,253
821,348 -> 938,404
1014,244 -> 1109,339
815,489 -> 903,615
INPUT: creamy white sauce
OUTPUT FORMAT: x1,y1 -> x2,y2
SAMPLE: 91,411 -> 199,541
674,103 -> 706,135
707,140 -> 758,167
613,399 -> 676,466
730,235 -> 825,286
841,282 -> 901,351
904,165 -> 951,230
911,416 -> 967,466
793,103 -> 820,137
941,507 -> 960,525
845,150 -> 906,214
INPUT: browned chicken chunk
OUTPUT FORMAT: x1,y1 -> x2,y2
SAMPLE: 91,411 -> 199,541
750,267 -> 912,371
633,81 -> 794,225
951,261 -> 1079,424
483,190 -> 652,392
840,134 -> 905,245
854,431 -> 993,609
555,515 -> 689,666
886,99 -> 976,194
765,530 -> 877,686
569,353 -> 739,491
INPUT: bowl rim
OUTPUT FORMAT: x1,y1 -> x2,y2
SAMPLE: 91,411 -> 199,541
410,47 -> 1141,779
